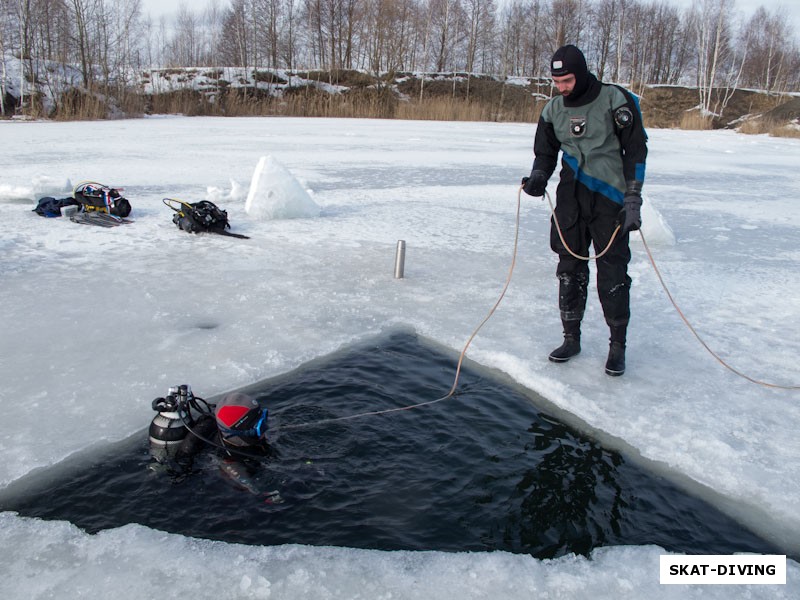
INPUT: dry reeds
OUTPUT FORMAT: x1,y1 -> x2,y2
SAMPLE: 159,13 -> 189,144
10,71 -> 799,138
679,110 -> 713,130
738,117 -> 800,138
136,83 -> 541,123
396,97 -> 489,121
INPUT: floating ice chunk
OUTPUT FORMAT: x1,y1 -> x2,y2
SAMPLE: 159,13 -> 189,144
245,156 -> 320,220
637,195 -> 676,246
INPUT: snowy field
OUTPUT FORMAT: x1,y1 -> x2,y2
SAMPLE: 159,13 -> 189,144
0,116 -> 798,598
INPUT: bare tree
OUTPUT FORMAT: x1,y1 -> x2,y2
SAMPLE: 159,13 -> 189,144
384,0 -> 420,72
0,0 -> 14,114
427,0 -> 463,72
299,0 -> 360,70
69,0 -> 99,88
91,0 -> 143,97
16,0 -> 35,108
548,0 -> 587,49
169,1 -> 202,66
220,0 -> 249,67
463,0 -> 494,73
201,0 -> 224,67
588,0 -> 617,81
691,0 -> 738,116
364,0 -> 411,72
739,6 -> 794,93
281,0 -> 299,69
638,1 -> 685,85
250,0 -> 279,68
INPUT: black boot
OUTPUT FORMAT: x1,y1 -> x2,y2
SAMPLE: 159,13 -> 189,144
549,321 -> 581,363
549,334 -> 581,362
605,341 -> 626,376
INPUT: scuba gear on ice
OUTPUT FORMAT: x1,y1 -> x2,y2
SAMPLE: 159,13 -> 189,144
34,182 -> 133,226
32,196 -> 80,217
163,198 -> 250,239
74,181 -> 132,218
70,211 -> 132,227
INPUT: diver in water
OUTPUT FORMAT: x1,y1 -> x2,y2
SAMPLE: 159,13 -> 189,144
149,385 -> 281,502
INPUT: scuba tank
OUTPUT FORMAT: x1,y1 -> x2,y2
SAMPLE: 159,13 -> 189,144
149,385 -> 192,461
148,385 -> 269,463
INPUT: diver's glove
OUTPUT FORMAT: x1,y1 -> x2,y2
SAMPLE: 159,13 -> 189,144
521,169 -> 548,197
619,181 -> 643,234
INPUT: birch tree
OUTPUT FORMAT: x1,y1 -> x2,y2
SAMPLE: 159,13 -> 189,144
740,6 -> 793,93
691,0 -> 736,116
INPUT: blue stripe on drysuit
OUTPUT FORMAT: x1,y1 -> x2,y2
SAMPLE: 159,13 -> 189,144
562,152 -> 625,205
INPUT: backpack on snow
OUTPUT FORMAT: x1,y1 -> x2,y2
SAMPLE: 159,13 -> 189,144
32,196 -> 80,217
73,181 -> 132,218
163,198 -> 249,239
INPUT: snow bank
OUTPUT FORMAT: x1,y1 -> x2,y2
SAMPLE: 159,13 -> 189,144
1,514 -> 796,600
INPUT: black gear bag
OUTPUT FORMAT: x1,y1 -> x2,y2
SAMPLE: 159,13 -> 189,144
163,198 -> 249,239
74,181 -> 132,217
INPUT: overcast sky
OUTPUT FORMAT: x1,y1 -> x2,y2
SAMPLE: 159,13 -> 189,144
139,0 -> 800,39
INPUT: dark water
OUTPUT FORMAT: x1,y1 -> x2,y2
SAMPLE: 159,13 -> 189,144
0,331 -> 782,559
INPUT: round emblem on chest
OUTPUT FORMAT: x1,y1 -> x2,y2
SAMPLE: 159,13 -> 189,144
569,116 -> 587,137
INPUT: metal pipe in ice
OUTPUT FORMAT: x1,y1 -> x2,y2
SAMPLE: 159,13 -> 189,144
394,240 -> 406,279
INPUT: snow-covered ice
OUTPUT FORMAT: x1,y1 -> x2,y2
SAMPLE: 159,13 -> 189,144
1,116 -> 798,598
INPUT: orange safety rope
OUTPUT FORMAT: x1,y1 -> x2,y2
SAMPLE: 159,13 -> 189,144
279,185 -> 797,432
547,189 -> 798,390
638,229 -> 799,390
545,190 -> 620,260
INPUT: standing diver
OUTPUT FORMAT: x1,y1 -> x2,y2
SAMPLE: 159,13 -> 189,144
522,44 -> 648,376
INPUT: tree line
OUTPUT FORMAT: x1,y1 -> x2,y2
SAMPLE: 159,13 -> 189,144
2,0 -> 799,117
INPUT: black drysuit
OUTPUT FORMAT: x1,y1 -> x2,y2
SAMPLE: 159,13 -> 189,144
532,75 -> 648,336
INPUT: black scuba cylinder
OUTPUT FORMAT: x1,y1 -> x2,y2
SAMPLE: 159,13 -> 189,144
149,386 -> 189,461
